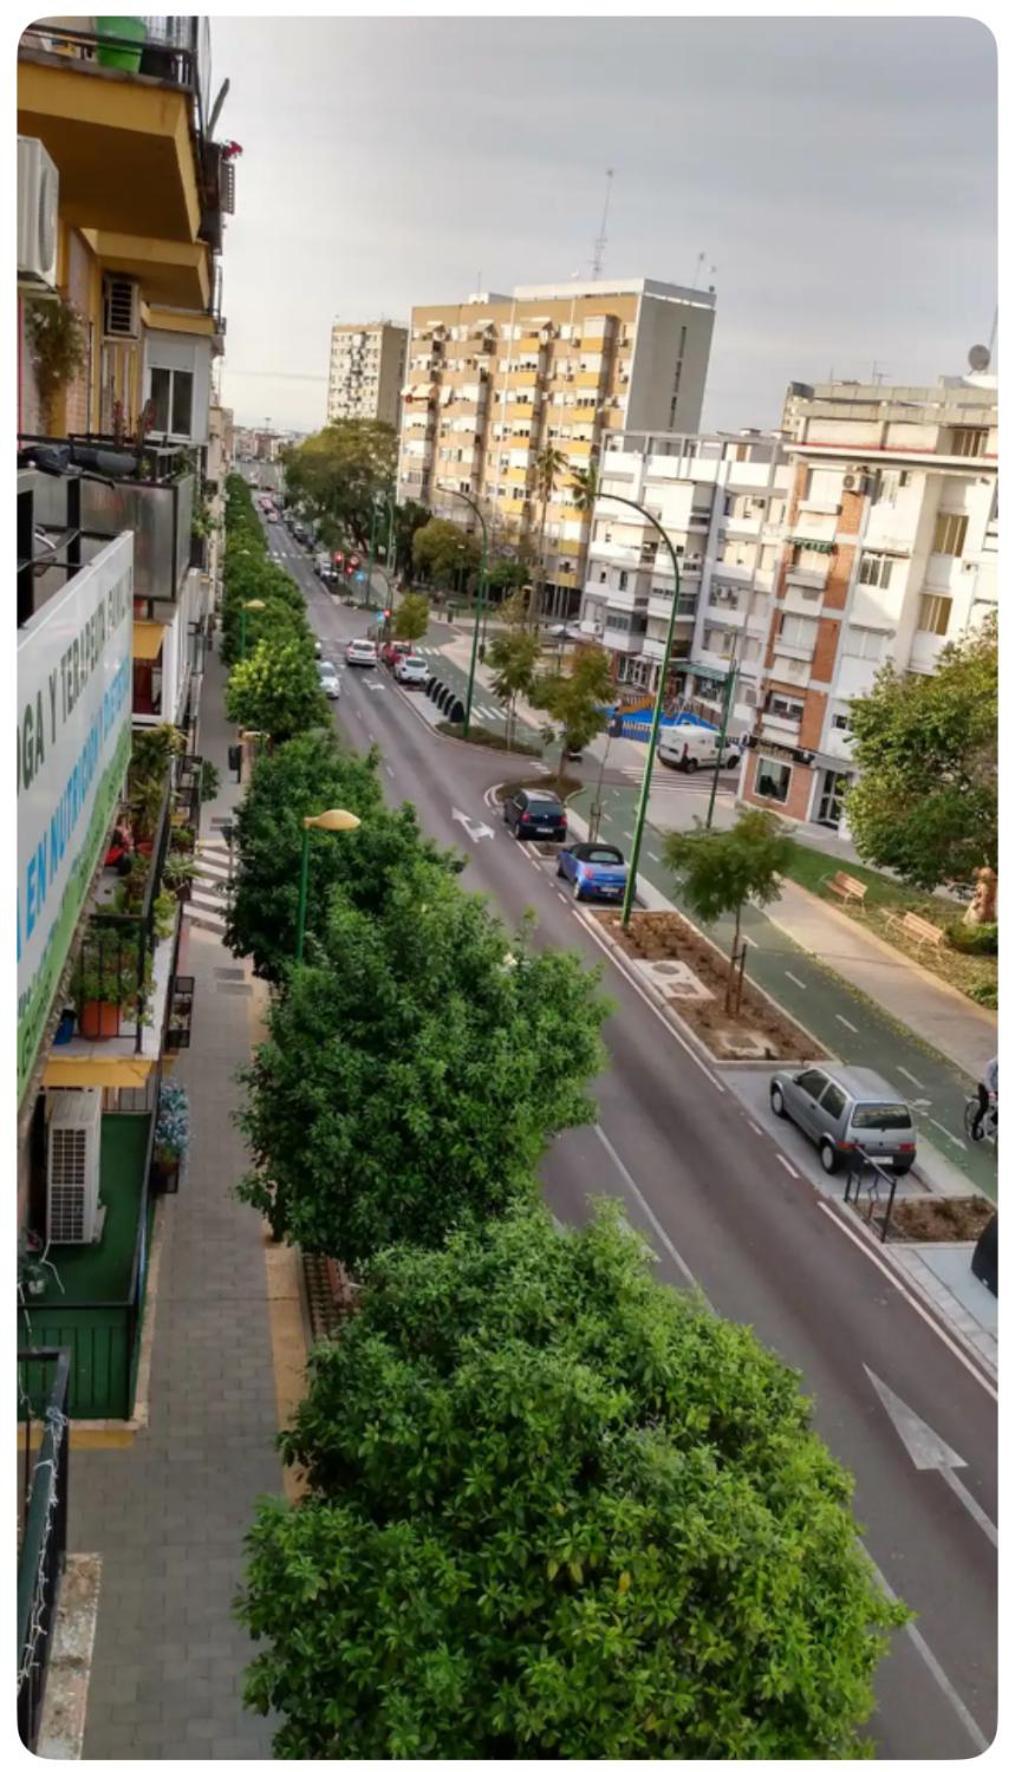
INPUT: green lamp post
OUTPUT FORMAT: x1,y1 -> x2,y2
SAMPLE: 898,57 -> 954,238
295,808 -> 362,962
448,489 -> 488,738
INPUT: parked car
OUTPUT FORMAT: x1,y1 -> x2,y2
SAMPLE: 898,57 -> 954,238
769,1064 -> 917,1174
345,638 -> 378,668
556,841 -> 628,902
658,726 -> 741,772
317,661 -> 341,701
395,654 -> 429,688
382,640 -> 413,669
502,788 -> 568,842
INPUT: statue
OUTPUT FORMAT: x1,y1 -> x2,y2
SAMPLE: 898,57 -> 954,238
964,866 -> 997,927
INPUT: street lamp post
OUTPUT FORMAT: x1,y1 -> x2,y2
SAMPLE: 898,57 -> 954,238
295,808 -> 362,963
592,493 -> 683,928
239,598 -> 266,658
705,662 -> 738,831
448,490 -> 488,738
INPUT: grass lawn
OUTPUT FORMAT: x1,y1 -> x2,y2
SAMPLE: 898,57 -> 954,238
780,849 -> 996,1009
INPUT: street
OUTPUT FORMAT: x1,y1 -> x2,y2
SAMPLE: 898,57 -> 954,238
262,514 -> 996,1758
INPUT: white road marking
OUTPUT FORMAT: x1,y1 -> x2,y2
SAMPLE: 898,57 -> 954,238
647,850 -> 661,863
775,1154 -> 799,1179
861,1551 -> 989,1754
384,763 -> 395,778
940,1465 -> 999,1548
835,1013 -> 859,1033
897,1065 -> 925,1089
592,1126 -> 706,1296
929,1117 -> 966,1152
740,932 -> 757,949
816,1201 -> 996,1398
749,1120 -> 764,1136
784,970 -> 806,990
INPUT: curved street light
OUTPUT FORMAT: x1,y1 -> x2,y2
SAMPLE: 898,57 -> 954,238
295,808 -> 362,961
447,489 -> 488,738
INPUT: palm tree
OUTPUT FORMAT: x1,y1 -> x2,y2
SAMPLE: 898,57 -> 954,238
532,443 -> 567,625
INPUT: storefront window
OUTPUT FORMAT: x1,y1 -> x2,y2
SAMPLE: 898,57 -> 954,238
756,757 -> 791,803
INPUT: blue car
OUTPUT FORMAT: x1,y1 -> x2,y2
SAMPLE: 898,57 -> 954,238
556,841 -> 628,903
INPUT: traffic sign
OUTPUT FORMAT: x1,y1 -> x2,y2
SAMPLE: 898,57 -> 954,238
355,571 -> 366,583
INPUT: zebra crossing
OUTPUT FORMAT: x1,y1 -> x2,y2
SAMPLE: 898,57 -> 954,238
182,837 -> 233,938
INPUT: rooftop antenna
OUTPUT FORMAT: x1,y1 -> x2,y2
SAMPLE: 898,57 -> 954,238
590,168 -> 614,279
870,361 -> 889,386
691,251 -> 706,290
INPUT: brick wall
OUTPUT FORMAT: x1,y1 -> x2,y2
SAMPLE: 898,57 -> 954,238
741,749 -> 815,822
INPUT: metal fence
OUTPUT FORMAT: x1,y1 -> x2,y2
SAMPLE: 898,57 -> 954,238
17,1349 -> 70,1752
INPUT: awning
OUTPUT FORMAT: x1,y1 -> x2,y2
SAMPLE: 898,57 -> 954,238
690,663 -> 731,684
789,536 -> 835,553
133,621 -> 165,662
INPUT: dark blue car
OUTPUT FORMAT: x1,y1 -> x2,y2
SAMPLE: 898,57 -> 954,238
556,841 -> 628,902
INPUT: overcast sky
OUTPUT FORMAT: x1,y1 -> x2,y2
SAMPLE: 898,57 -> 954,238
213,15 -> 996,435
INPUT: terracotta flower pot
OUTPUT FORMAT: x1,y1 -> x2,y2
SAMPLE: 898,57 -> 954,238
78,1000 -> 122,1039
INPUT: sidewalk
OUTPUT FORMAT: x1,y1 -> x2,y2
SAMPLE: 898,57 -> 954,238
70,646 -> 282,1759
765,881 -> 997,1082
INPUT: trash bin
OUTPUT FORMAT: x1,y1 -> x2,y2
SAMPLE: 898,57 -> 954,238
96,16 -> 145,70
971,1212 -> 997,1297
228,743 -> 242,779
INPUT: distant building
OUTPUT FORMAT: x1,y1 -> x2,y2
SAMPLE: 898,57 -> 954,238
738,374 -> 998,837
327,320 -> 407,426
582,431 -> 791,733
397,278 -> 716,619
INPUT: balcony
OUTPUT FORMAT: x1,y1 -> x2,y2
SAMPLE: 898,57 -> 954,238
785,560 -> 830,591
781,581 -> 825,618
17,1348 -> 70,1749
20,440 -> 194,607
908,630 -> 950,675
722,514 -> 763,538
760,710 -> 803,742
18,18 -> 211,244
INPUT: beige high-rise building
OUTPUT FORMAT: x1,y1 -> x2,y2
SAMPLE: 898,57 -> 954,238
397,278 -> 716,617
327,320 -> 407,426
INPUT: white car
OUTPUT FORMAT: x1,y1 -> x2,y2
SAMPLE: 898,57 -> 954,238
394,654 -> 429,688
317,661 -> 341,701
345,638 -> 378,668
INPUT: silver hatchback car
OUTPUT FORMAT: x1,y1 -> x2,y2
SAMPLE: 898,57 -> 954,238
770,1064 -> 917,1175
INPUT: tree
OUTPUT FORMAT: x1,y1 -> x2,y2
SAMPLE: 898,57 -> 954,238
487,554 -> 531,606
487,627 -> 542,750
664,809 -> 796,1014
845,618 -> 997,894
392,592 -> 430,643
238,1202 -> 904,1760
226,729 -> 460,983
225,636 -> 329,744
391,498 -> 432,580
412,518 -> 480,588
532,443 -> 567,621
280,420 -> 397,552
533,645 -> 613,782
236,870 -> 607,1259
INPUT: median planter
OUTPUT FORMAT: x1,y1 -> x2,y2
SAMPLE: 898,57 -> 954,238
592,909 -> 825,1064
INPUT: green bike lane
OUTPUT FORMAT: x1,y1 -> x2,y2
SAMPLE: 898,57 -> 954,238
421,633 -> 994,1197
575,780 -> 996,1199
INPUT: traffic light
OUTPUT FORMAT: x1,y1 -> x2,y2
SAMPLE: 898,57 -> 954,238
334,551 -> 344,565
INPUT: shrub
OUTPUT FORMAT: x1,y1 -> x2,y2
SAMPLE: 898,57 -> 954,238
946,919 -> 998,956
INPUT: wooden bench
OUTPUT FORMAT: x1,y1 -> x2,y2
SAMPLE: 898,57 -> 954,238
882,909 -> 946,950
823,871 -> 868,911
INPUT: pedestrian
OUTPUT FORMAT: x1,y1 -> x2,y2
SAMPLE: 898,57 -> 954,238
970,1054 -> 998,1140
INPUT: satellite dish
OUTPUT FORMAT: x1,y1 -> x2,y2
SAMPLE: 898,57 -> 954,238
968,343 -> 991,371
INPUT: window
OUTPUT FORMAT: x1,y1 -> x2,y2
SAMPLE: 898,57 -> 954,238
756,757 -> 791,802
831,711 -> 852,733
798,1069 -> 829,1101
859,552 -> 894,589
951,428 -> 988,458
842,626 -> 886,662
806,468 -> 843,505
851,1103 -> 913,1131
618,570 -> 628,590
778,613 -> 817,649
917,594 -> 952,637
932,511 -> 968,556
821,1083 -> 847,1120
149,366 -> 194,438
765,692 -> 804,722
705,626 -> 735,657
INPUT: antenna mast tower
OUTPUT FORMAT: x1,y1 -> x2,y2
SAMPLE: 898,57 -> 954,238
591,169 -> 614,279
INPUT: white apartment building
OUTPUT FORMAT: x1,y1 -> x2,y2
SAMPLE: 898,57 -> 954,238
734,374 -> 998,836
328,320 -> 407,426
581,432 -> 791,731
397,278 -> 715,617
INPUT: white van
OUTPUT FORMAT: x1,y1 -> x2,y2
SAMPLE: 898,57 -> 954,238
657,726 -> 741,772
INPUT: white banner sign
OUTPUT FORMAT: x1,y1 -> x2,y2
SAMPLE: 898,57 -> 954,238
17,533 -> 134,1100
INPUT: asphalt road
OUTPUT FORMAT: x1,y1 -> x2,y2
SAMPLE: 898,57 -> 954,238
259,515 -> 998,1758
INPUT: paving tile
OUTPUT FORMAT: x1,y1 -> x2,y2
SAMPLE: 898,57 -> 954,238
71,652 -> 282,1758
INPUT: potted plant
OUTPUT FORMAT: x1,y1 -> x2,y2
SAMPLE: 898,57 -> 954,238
18,1233 -> 49,1300
75,935 -> 143,1038
164,851 -> 197,903
25,294 -> 86,431
152,1081 -> 189,1192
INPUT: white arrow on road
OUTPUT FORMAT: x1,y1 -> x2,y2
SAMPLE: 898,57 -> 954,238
451,808 -> 495,843
364,680 -> 385,691
865,1366 -> 997,1545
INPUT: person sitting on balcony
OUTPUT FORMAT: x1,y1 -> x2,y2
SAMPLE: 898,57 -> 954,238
106,819 -> 135,876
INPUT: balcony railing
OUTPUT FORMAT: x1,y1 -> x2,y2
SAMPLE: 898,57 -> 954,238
17,1348 -> 70,1752
20,16 -> 210,135
19,439 -> 194,607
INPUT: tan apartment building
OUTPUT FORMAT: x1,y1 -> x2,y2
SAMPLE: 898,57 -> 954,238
740,373 -> 998,839
328,319 -> 407,426
397,277 -> 715,617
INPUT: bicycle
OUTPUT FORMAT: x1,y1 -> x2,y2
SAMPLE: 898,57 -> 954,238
964,1096 -> 997,1146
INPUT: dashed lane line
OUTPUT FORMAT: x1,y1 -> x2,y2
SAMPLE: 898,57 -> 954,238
775,1154 -> 800,1179
836,1013 -> 859,1033
784,970 -> 807,990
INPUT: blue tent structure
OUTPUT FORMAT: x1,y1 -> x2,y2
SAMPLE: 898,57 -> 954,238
600,705 -> 718,742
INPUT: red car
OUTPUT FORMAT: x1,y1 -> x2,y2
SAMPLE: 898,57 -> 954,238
381,640 -> 412,669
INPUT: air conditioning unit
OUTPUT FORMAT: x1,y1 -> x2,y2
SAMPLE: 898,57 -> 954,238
47,1090 -> 105,1246
103,273 -> 140,339
842,468 -> 868,492
18,137 -> 59,289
